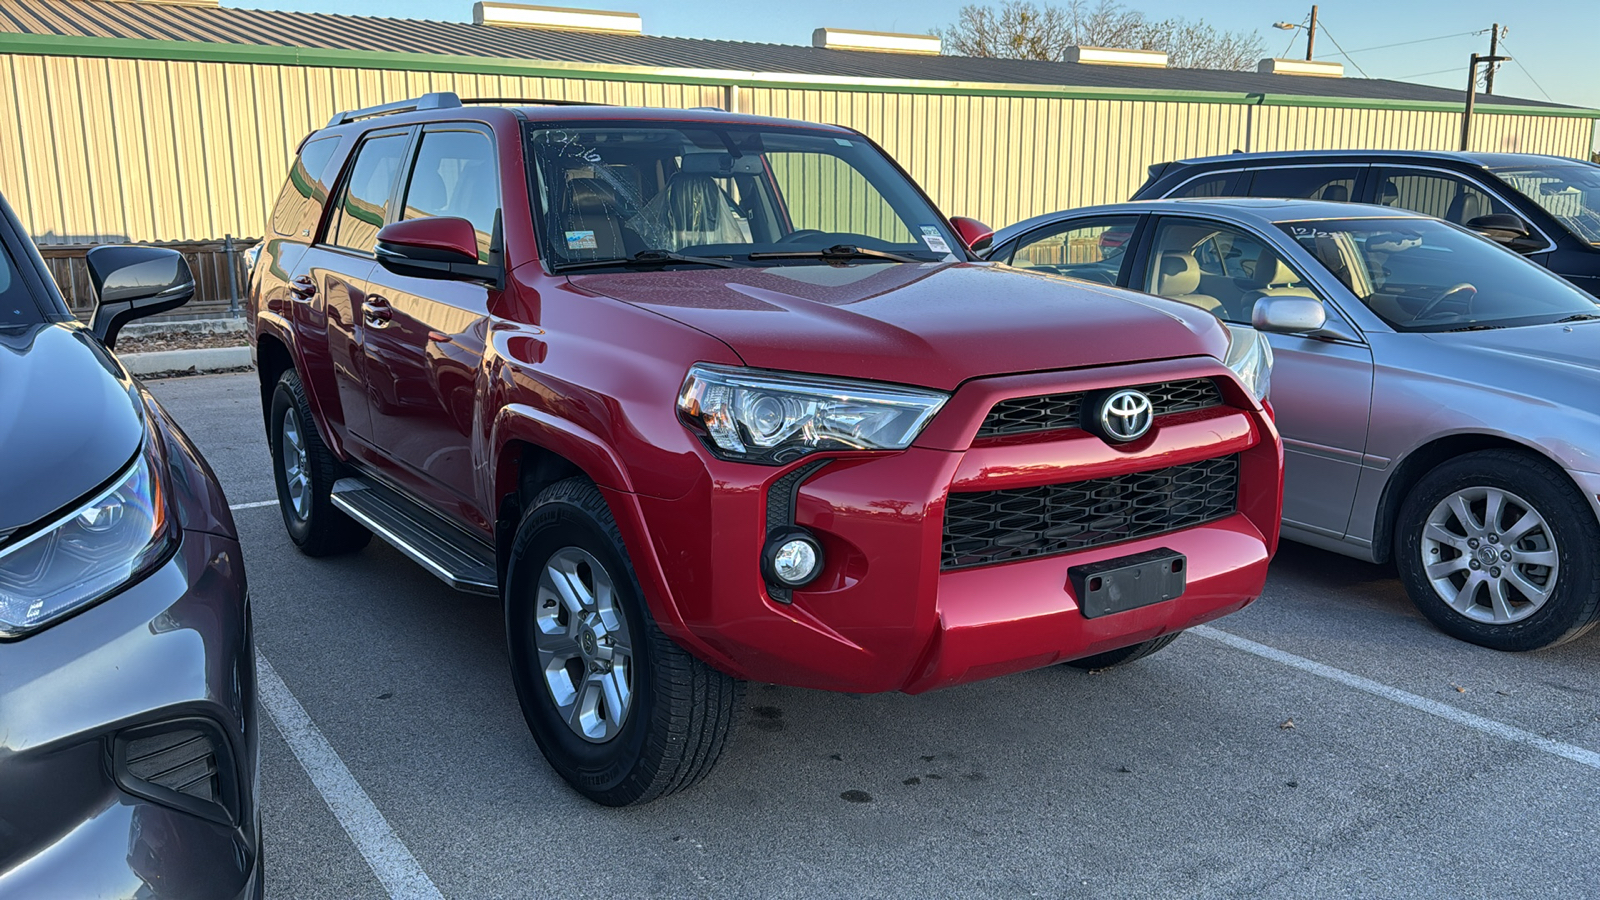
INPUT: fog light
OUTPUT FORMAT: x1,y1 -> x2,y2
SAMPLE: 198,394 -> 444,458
762,528 -> 824,588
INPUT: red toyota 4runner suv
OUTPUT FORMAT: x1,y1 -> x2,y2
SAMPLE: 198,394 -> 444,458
250,93 -> 1284,806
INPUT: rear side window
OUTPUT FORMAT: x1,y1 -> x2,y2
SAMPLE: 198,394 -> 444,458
327,132 -> 411,254
401,129 -> 500,261
1372,169 -> 1514,226
270,136 -> 341,238
1244,166 -> 1362,203
1167,172 -> 1240,198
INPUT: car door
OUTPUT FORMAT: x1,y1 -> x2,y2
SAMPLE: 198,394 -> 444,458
308,126 -> 415,446
360,123 -> 500,516
993,214 -> 1145,287
1135,215 -> 1376,538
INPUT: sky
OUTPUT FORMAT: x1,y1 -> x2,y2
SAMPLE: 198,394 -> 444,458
250,0 -> 1599,147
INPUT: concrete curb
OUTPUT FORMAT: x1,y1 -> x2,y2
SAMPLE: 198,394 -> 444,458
121,345 -> 253,376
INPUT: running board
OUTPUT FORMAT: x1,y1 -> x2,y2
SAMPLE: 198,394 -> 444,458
330,477 -> 498,595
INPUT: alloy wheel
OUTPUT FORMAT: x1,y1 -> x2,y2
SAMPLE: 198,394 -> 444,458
534,547 -> 635,743
1420,486 -> 1559,625
280,407 -> 311,521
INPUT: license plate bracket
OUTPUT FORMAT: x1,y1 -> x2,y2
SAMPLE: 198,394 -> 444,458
1069,548 -> 1186,619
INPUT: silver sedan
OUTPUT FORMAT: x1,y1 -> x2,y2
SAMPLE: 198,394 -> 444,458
981,198 -> 1600,651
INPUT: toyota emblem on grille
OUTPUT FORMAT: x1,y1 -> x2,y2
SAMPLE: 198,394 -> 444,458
1099,389 -> 1153,442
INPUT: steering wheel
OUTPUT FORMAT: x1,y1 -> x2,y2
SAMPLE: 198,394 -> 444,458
1414,282 -> 1478,320
776,229 -> 827,245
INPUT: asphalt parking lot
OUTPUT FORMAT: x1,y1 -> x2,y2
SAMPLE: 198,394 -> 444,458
149,371 -> 1600,900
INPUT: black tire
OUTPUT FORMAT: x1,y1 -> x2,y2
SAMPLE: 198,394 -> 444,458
268,369 -> 371,557
504,477 -> 742,806
1395,449 -> 1600,651
1064,633 -> 1181,671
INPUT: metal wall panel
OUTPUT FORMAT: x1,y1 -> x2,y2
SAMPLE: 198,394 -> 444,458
0,51 -> 1591,245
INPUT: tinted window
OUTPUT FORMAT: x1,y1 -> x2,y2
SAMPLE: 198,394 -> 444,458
1282,218 -> 1599,331
0,239 -> 42,326
1006,216 -> 1137,286
1497,165 -> 1600,244
1145,218 -> 1318,325
1168,172 -> 1239,198
1373,169 -> 1513,226
401,129 -> 500,261
271,136 -> 341,238
1245,166 -> 1362,202
328,132 -> 410,254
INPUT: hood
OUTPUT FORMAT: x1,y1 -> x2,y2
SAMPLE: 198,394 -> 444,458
0,323 -> 144,536
568,262 -> 1229,389
1423,320 -> 1600,379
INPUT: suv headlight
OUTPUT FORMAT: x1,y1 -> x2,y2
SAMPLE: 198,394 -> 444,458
0,439 -> 177,638
678,364 -> 948,464
1222,324 -> 1273,403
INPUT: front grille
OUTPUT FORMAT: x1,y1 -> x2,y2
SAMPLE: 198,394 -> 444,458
977,378 -> 1223,438
124,729 -> 221,803
941,455 -> 1239,569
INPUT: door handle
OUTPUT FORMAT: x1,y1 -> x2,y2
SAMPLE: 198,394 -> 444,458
289,275 -> 317,300
363,296 -> 393,327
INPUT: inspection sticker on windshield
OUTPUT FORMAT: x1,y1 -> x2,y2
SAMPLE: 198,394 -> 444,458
565,230 -> 598,250
919,226 -> 952,254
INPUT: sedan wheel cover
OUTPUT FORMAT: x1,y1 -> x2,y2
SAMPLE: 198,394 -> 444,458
1421,486 -> 1559,625
534,547 -> 635,743
280,407 -> 311,521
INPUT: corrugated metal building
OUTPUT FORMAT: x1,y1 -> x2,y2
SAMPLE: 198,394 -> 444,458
0,0 -> 1594,254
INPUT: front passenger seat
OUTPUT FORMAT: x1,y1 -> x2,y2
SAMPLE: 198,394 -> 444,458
1151,252 -> 1222,313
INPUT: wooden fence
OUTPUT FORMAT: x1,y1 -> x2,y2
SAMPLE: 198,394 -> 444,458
38,237 -> 259,320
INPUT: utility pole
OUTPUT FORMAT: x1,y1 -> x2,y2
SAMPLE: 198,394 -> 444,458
1306,5 -> 1319,60
1485,24 -> 1502,94
1461,52 -> 1511,150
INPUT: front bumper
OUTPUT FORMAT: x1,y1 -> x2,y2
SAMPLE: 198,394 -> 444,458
0,530 -> 260,900
627,357 -> 1284,693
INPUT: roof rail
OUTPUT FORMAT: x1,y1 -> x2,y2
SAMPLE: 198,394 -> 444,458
326,92 -> 464,127
459,97 -> 614,107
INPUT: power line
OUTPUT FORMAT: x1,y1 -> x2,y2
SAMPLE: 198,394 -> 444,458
1314,22 -> 1372,78
1496,40 -> 1555,101
1393,66 -> 1464,80
1324,30 -> 1481,59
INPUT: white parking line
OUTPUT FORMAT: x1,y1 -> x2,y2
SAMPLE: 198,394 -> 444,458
1192,625 -> 1600,772
230,500 -> 278,510
256,652 -> 446,900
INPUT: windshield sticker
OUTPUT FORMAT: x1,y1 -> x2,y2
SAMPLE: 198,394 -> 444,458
919,226 -> 952,254
565,230 -> 598,250
835,138 -> 853,147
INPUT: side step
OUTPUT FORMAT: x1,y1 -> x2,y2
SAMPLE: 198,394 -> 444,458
330,477 -> 498,595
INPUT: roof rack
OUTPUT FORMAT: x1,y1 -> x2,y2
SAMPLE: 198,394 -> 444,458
459,97 -> 614,107
326,92 -> 463,127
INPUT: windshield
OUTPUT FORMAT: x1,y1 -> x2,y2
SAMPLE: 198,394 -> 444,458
0,238 -> 42,327
523,122 -> 960,270
1280,218 -> 1600,332
1496,165 -> 1600,245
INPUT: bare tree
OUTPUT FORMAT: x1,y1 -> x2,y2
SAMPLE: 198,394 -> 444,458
934,0 -> 1266,71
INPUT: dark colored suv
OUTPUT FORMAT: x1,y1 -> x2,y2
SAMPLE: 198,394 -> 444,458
250,93 -> 1285,806
0,193 -> 259,897
1134,150 -> 1600,297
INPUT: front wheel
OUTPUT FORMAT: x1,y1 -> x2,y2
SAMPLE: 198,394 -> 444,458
1395,449 -> 1600,651
504,477 -> 742,806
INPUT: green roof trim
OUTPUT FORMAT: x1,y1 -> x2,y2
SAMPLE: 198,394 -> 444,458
3,31 -> 1597,119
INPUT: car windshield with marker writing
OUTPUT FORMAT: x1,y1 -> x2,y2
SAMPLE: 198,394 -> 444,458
523,122 -> 962,272
1279,218 -> 1600,333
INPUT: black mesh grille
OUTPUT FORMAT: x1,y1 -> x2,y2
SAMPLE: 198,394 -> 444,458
977,378 -> 1223,438
941,455 -> 1239,569
125,729 -> 220,803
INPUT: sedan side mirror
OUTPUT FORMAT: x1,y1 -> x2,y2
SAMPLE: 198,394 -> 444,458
375,216 -> 502,286
1466,214 -> 1544,254
948,217 -> 993,253
86,246 -> 195,350
1252,295 -> 1327,335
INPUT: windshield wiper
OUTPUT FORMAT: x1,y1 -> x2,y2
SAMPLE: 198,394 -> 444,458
555,249 -> 742,273
1445,324 -> 1505,332
1555,313 -> 1600,323
746,244 -> 931,265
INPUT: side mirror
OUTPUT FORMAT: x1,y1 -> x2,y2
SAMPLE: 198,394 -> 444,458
1251,295 -> 1327,335
86,246 -> 195,350
1466,214 -> 1544,254
948,217 -> 993,253
375,217 -> 501,285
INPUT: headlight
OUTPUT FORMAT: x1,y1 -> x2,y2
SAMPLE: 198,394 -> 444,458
678,364 -> 948,464
0,440 -> 176,638
1222,324 -> 1273,403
